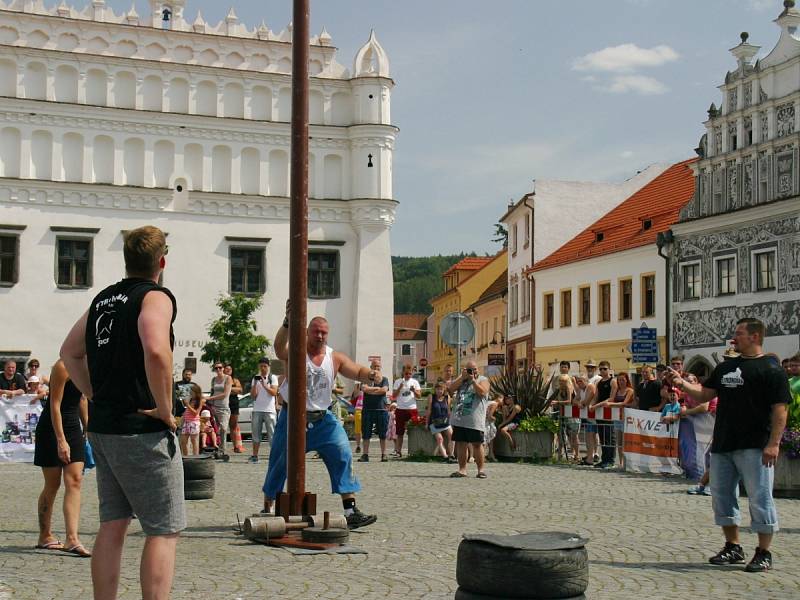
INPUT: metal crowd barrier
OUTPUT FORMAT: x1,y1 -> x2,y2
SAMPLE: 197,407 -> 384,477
556,405 -> 624,465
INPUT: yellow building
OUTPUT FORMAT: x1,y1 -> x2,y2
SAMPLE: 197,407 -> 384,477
465,271 -> 507,376
429,252 -> 507,380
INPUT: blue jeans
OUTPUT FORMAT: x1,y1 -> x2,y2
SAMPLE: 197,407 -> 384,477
710,448 -> 779,534
262,408 -> 361,499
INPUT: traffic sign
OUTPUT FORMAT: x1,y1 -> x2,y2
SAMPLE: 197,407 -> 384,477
631,326 -> 658,363
418,358 -> 429,368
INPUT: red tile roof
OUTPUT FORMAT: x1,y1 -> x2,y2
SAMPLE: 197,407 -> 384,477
529,159 -> 696,272
394,314 -> 428,341
443,256 -> 493,276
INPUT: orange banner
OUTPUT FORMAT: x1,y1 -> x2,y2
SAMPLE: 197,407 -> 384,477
623,433 -> 678,458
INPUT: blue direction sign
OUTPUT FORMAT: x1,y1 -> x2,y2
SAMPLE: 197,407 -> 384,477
631,326 -> 658,363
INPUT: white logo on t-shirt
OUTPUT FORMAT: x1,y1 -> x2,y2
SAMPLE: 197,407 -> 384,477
721,367 -> 745,388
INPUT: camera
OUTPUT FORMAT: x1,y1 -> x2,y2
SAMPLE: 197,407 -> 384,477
466,368 -> 475,375
254,376 -> 262,381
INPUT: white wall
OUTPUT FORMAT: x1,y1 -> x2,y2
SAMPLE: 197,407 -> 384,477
534,245 -> 666,348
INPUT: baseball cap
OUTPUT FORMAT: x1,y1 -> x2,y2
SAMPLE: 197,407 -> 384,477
200,409 -> 211,418
28,376 -> 39,383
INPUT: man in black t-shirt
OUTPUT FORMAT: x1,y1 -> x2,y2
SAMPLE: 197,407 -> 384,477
669,318 -> 789,573
0,360 -> 27,400
60,226 -> 184,599
359,361 -> 390,462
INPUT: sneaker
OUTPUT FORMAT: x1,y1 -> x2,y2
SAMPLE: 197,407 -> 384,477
357,454 -> 369,462
248,455 -> 259,463
355,446 -> 361,454
447,456 -> 457,464
687,485 -> 710,496
745,547 -> 772,573
709,542 -> 745,565
346,507 -> 377,530
381,455 -> 388,462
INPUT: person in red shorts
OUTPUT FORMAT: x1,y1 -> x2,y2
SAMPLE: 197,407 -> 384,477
391,363 -> 421,458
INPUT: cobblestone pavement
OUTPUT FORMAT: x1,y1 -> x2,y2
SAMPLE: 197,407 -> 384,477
1,447 -> 799,599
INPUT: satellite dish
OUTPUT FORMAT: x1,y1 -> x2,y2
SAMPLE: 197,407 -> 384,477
440,312 -> 475,347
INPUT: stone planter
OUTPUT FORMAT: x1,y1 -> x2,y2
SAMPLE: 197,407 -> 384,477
407,425 -> 438,456
493,430 -> 554,460
774,451 -> 800,499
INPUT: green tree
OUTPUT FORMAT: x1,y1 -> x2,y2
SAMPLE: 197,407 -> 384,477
492,223 -> 508,248
201,294 -> 270,383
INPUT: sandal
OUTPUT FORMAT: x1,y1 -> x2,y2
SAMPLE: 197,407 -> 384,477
61,544 -> 92,558
449,472 -> 467,478
476,472 -> 487,479
34,540 -> 64,551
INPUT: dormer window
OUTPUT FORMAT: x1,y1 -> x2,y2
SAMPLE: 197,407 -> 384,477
642,219 -> 652,231
594,232 -> 604,243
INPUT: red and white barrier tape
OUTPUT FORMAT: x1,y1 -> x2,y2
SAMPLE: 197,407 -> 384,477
560,405 -> 623,421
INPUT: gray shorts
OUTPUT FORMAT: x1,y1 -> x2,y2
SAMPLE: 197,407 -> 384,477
210,401 -> 231,432
88,430 -> 186,536
251,411 -> 276,443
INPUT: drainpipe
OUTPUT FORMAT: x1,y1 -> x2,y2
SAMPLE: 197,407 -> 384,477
524,194 -> 535,367
656,229 -> 674,362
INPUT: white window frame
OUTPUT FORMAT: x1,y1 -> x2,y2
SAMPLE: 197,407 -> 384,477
751,248 -> 777,292
714,254 -> 737,296
680,260 -> 702,301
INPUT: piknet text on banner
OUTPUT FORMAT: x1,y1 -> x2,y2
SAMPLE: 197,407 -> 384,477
623,408 -> 681,475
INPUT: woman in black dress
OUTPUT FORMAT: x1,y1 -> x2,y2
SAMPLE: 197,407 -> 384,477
33,360 -> 91,557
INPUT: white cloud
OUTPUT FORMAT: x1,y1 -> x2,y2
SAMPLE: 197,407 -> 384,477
573,43 -> 679,73
604,75 -> 669,95
620,150 -> 634,158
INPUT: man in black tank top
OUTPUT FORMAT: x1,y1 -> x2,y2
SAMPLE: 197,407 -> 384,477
60,225 -> 185,599
594,360 -> 616,468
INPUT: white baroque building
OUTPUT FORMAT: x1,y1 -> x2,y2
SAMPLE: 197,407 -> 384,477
670,1 -> 800,374
0,0 -> 398,381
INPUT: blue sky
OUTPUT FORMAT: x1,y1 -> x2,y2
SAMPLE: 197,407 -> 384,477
90,0 -> 783,255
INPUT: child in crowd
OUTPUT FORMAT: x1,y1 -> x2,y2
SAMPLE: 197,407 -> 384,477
179,383 -> 205,455
200,409 -> 217,451
426,381 -> 453,461
386,401 -> 397,445
660,387 -> 682,424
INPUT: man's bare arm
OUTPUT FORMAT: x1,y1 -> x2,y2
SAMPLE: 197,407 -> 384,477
60,309 -> 92,398
138,291 -> 175,430
334,352 -> 374,383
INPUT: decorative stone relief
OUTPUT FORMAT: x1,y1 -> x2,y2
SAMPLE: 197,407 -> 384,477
727,161 -> 738,209
743,161 -> 753,206
714,126 -> 722,154
759,85 -> 768,103
673,299 -> 800,348
777,103 -> 795,137
727,88 -> 738,113
743,115 -> 752,146
776,151 -> 794,198
760,110 -> 769,142
743,82 -> 752,108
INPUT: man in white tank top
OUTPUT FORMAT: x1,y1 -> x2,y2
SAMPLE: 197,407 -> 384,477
261,304 -> 378,529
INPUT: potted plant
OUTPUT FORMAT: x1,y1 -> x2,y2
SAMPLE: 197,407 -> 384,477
489,365 -> 555,460
406,414 -> 437,456
775,425 -> 800,498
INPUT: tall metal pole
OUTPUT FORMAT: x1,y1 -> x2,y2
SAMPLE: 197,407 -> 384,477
287,0 -> 310,516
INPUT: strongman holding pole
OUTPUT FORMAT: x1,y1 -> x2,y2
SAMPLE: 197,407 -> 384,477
262,301 -> 378,529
